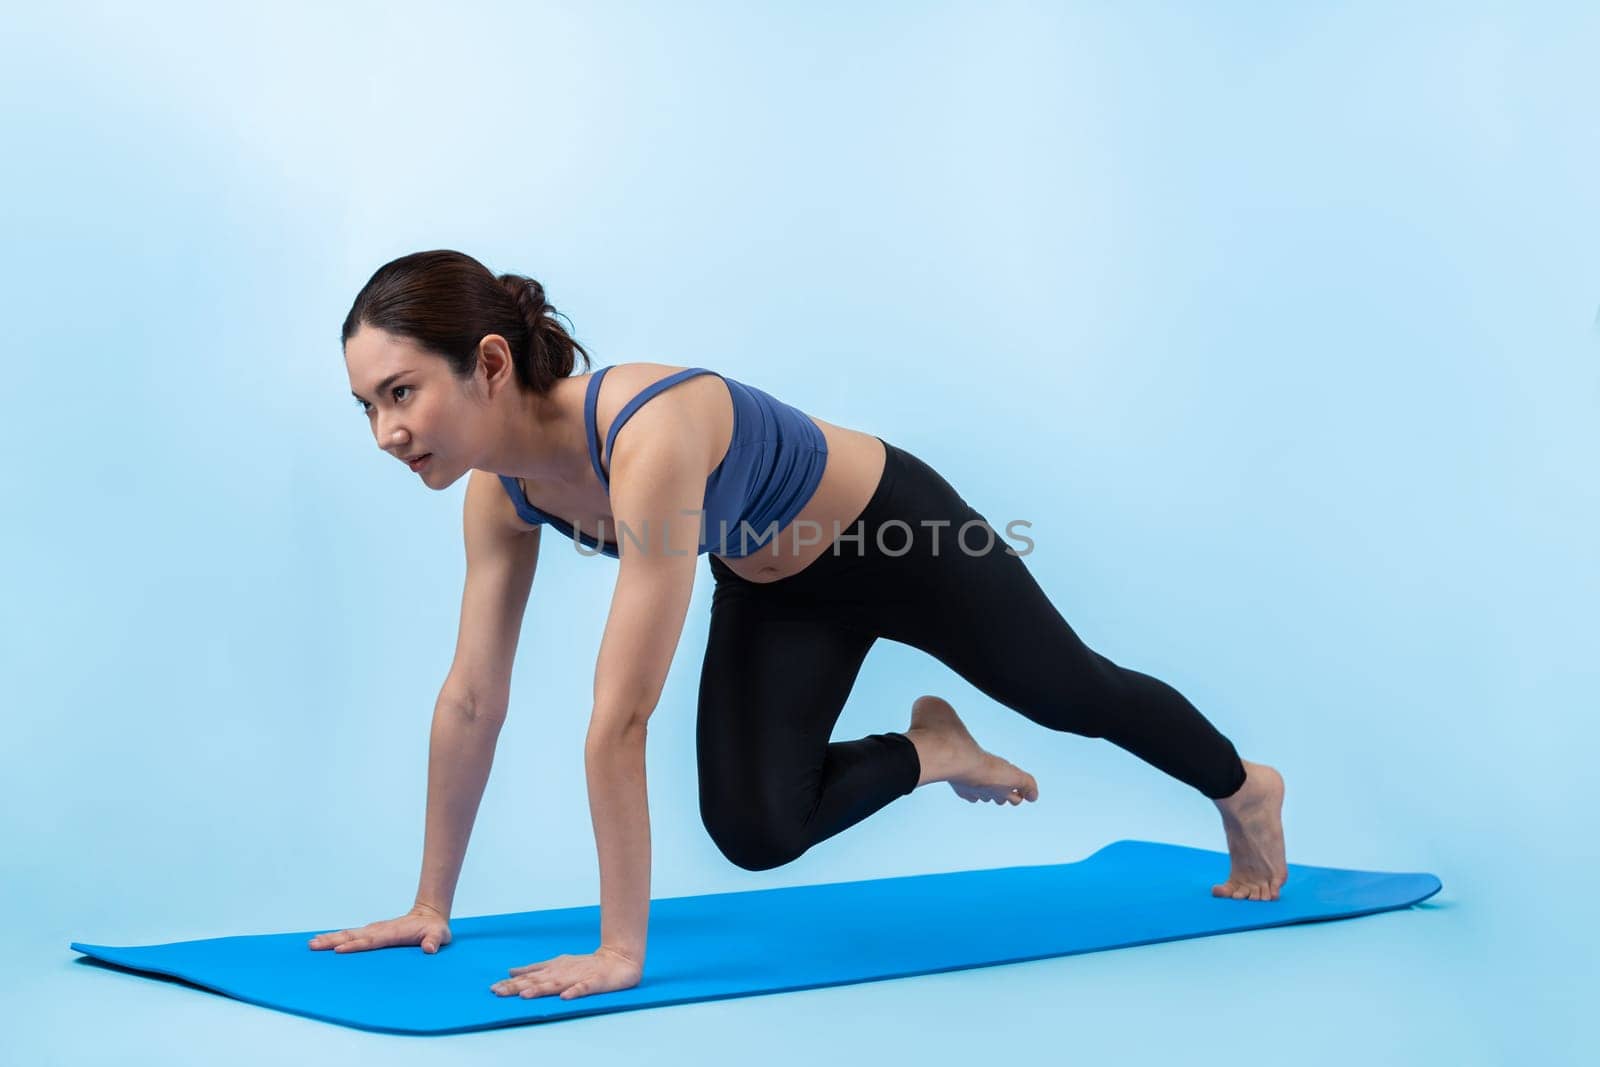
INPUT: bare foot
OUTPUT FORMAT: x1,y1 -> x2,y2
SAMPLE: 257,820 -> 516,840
1211,759 -> 1287,901
904,695 -> 1039,805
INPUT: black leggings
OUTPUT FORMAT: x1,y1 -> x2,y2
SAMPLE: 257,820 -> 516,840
697,438 -> 1247,871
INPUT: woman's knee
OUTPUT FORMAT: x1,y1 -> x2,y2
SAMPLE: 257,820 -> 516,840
699,803 -> 810,871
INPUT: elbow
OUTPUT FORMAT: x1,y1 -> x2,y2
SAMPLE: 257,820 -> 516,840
585,706 -> 652,751
439,689 -> 507,725
590,684 -> 657,740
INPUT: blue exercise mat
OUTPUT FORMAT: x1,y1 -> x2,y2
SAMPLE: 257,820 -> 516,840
71,839 -> 1441,1034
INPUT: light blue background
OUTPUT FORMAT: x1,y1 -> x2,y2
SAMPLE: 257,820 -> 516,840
3,1 -> 1594,1063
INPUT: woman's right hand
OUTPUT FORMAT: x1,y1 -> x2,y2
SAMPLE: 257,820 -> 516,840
307,903 -> 453,954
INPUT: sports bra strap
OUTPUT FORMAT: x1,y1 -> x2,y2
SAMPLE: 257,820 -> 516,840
585,366 -> 716,486
583,366 -> 612,485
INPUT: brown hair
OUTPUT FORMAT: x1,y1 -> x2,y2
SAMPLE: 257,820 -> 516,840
340,249 -> 591,393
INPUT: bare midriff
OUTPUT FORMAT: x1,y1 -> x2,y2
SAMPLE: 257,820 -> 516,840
713,417 -> 885,584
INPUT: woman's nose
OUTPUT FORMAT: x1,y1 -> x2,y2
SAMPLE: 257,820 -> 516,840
374,415 -> 405,451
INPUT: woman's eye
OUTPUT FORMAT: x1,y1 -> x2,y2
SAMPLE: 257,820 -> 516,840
352,385 -> 407,414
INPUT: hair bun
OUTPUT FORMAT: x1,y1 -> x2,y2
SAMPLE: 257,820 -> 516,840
498,272 -> 549,333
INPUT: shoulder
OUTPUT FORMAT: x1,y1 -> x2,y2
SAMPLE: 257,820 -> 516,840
465,467 -> 541,535
596,362 -> 730,472
594,361 -> 723,405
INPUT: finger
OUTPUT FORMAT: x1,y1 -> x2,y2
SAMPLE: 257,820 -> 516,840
496,971 -> 553,995
560,979 -> 590,1000
545,972 -> 587,999
334,938 -> 371,952
504,974 -> 550,994
509,965 -> 552,978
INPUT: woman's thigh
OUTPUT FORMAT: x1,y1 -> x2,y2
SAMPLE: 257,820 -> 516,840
853,445 -> 1128,737
848,444 -> 1246,798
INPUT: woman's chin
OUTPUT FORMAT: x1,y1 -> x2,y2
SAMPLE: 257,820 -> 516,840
417,460 -> 458,488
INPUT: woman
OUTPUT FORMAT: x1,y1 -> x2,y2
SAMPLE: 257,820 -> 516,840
311,250 -> 1288,1003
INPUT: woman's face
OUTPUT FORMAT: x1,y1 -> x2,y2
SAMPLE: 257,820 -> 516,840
345,325 -> 479,490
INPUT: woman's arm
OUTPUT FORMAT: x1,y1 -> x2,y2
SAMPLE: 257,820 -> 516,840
414,703 -> 507,915
310,472 -> 540,958
417,471 -> 542,914
583,428 -> 707,961
486,402 -> 714,1001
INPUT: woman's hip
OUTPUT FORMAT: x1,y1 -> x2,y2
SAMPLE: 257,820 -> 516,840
709,439 -> 1026,610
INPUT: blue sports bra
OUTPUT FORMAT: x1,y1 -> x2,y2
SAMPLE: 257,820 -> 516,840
497,366 -> 828,559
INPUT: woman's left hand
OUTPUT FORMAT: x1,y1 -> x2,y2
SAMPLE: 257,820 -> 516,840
490,945 -> 643,1001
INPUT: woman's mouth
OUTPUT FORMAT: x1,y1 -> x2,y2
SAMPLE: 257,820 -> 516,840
408,454 -> 432,472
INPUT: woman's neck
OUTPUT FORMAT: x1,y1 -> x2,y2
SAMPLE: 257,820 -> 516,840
502,371 -> 596,489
